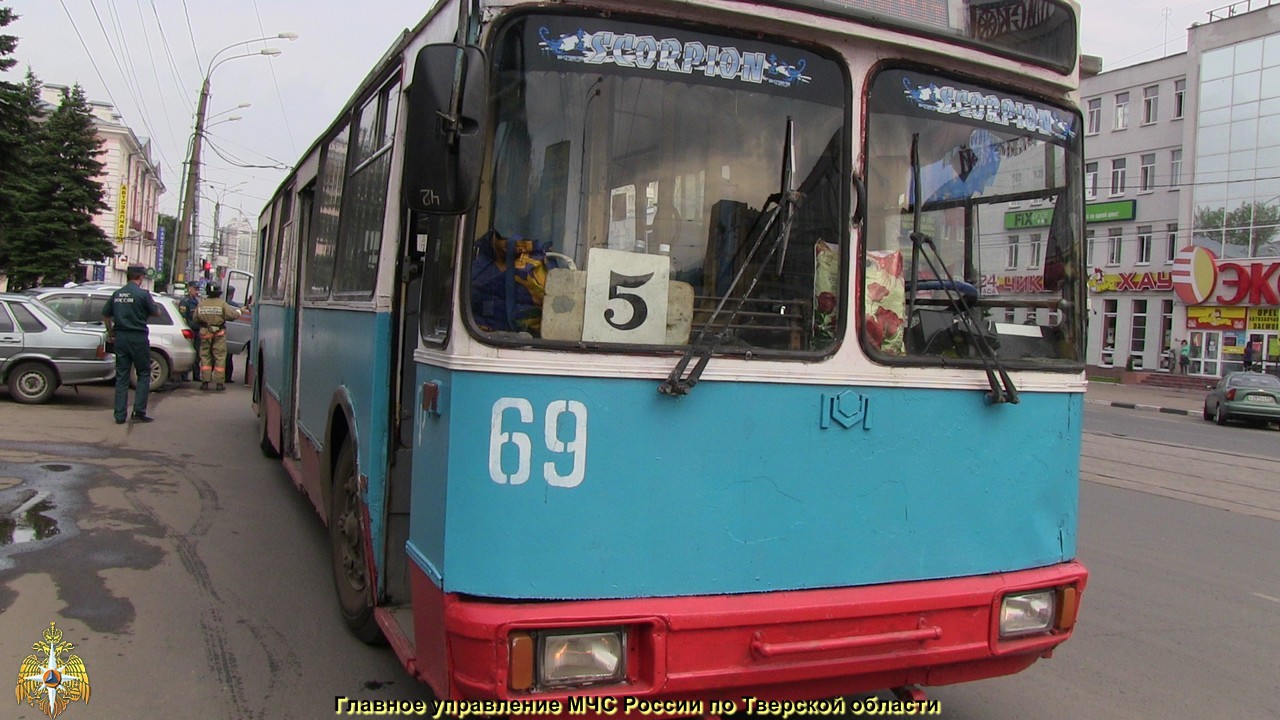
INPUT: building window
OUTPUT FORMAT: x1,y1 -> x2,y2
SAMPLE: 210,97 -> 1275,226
1085,162 -> 1098,200
1029,232 -> 1043,269
1170,149 -> 1182,189
1006,235 -> 1019,270
1140,154 -> 1156,192
1111,158 -> 1127,195
1086,229 -> 1096,266
1137,226 -> 1153,264
1087,98 -> 1101,135
1173,79 -> 1185,119
1114,92 -> 1130,130
1130,299 -> 1149,366
1142,85 -> 1159,124
1167,223 -> 1178,262
1107,228 -> 1123,266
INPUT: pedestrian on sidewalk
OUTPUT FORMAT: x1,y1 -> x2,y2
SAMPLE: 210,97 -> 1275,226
1165,345 -> 1177,372
1243,341 -> 1255,371
102,266 -> 160,424
1179,340 -> 1190,374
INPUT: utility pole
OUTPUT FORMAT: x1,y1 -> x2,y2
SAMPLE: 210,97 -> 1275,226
213,199 -> 223,281
175,77 -> 210,282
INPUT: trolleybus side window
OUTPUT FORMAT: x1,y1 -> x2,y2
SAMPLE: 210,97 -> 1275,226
863,67 -> 1084,369
467,14 -> 846,356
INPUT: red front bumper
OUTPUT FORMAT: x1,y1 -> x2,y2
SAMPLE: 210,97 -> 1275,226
409,561 -> 1087,701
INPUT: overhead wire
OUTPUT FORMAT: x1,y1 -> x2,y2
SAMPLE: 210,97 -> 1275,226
250,0 -> 298,158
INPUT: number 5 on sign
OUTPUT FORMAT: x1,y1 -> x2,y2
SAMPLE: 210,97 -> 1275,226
582,248 -> 670,344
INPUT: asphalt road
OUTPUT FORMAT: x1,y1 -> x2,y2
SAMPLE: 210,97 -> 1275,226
1,384 -> 1278,718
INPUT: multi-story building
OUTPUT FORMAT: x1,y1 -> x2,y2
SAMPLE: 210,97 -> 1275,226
1180,2 -> 1280,377
218,215 -> 257,276
1081,55 -> 1187,373
1082,0 -> 1280,378
39,84 -> 165,288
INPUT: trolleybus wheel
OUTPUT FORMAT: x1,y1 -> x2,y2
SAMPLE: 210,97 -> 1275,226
330,440 -> 383,643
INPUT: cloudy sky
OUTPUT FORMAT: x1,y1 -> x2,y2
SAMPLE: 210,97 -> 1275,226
2,0 -> 1224,242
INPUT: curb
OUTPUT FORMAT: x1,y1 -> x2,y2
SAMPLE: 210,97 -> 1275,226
1086,398 -> 1193,416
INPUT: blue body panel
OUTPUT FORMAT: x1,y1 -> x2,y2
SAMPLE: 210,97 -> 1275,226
256,303 -> 294,412
408,367 -> 1081,600
258,303 -> 395,573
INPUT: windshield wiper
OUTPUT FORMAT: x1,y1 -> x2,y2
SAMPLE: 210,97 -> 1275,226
907,133 -> 1018,405
659,117 -> 804,397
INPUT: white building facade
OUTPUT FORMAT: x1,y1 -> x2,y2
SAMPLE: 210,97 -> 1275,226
1081,55 -> 1188,372
1082,1 -> 1280,377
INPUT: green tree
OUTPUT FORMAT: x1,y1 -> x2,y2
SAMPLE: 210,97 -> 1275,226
2,84 -> 113,289
1193,201 -> 1280,256
0,6 -> 40,274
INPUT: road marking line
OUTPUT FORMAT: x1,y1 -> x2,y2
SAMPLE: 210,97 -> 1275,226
1251,592 -> 1280,604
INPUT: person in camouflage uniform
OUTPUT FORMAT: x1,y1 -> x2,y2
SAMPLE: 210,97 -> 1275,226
195,283 -> 242,391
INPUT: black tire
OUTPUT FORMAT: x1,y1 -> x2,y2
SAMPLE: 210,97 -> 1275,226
8,362 -> 57,404
330,441 -> 382,643
1216,404 -> 1229,426
1203,404 -> 1213,421
129,350 -> 169,391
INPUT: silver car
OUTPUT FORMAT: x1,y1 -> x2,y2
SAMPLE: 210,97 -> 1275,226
0,293 -> 115,404
25,286 -> 197,391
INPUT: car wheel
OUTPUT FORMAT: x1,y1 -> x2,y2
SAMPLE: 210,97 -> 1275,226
128,350 -> 169,391
330,440 -> 383,644
1203,404 -> 1212,421
7,362 -> 57,404
1216,404 -> 1229,426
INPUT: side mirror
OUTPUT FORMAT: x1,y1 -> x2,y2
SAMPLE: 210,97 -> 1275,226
403,44 -> 488,214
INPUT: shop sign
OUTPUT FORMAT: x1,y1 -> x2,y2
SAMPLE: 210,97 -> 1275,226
1186,306 -> 1246,330
1004,207 -> 1054,229
1085,199 -> 1136,223
116,184 -> 128,241
1087,269 -> 1172,293
981,274 -> 1050,293
1249,307 -> 1280,331
1171,246 -> 1280,307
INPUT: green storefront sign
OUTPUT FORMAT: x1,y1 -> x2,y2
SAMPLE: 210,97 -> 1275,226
1085,199 -> 1136,223
1003,199 -> 1137,229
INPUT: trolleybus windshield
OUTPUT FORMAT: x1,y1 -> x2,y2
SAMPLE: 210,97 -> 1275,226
471,14 -> 846,355
863,67 -> 1085,368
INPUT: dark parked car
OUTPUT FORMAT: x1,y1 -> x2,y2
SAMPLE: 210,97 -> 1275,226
0,293 -> 115,404
1202,371 -> 1280,426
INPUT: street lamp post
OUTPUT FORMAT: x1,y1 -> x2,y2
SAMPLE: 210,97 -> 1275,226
173,33 -> 296,283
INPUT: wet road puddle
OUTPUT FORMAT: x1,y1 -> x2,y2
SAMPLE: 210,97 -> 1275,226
0,493 -> 61,546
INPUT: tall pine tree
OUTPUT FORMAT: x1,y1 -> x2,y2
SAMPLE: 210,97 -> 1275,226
4,84 -> 112,288
0,5 -> 38,274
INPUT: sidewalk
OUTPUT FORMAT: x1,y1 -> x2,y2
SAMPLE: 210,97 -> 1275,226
1084,378 -> 1210,417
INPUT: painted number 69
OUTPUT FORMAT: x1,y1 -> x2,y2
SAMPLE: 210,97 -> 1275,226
488,398 -> 587,488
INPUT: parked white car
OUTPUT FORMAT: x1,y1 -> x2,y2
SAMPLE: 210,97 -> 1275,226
25,285 -> 197,391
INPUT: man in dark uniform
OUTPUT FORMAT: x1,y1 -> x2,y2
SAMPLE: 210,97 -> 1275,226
176,282 -> 202,382
102,266 -> 160,424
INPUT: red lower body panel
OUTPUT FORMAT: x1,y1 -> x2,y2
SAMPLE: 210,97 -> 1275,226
405,561 -> 1087,701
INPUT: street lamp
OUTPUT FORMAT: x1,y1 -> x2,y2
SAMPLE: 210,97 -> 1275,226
173,34 -> 296,282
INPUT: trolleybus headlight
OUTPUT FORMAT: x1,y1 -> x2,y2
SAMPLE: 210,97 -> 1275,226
999,590 -> 1057,638
537,628 -> 626,688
